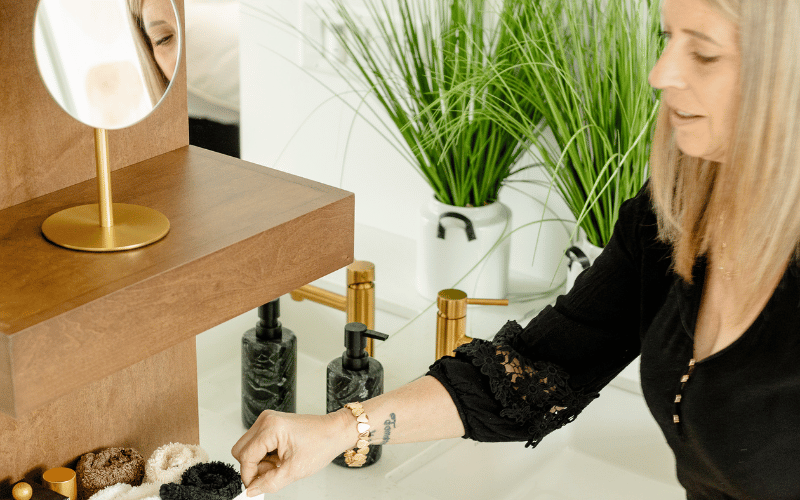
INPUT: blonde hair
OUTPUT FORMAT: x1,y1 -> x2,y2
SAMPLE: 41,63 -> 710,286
650,0 -> 800,306
127,0 -> 168,105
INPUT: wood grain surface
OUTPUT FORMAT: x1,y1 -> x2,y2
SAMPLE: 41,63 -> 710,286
0,0 -> 189,212
0,338 -> 199,499
1,146 -> 355,417
1,1 -> 355,490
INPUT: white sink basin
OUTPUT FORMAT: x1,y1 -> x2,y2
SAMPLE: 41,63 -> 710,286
197,281 -> 685,499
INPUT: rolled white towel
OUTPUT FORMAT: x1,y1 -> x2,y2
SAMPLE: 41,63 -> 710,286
144,443 -> 210,485
87,482 -> 160,500
87,443 -> 209,500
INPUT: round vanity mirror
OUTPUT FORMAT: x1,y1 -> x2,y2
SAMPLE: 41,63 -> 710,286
32,0 -> 181,252
33,0 -> 181,129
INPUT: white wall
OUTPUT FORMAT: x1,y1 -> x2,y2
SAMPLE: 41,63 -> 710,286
239,0 -> 574,286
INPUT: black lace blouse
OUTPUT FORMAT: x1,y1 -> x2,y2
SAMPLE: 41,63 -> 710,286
427,186 -> 800,500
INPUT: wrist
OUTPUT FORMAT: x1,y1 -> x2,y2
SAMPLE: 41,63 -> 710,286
340,402 -> 373,467
330,407 -> 360,454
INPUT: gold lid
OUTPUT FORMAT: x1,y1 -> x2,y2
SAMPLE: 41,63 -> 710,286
347,261 -> 375,285
43,467 -> 76,500
12,482 -> 32,500
437,289 -> 468,319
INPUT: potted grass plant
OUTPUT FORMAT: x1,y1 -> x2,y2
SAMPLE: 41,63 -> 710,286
322,0 -> 545,299
479,0 -> 663,289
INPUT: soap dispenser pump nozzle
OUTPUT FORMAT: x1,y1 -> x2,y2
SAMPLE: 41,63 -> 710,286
343,322 -> 388,370
256,299 -> 282,340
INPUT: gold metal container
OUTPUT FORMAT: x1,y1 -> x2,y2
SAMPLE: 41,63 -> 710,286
42,467 -> 77,500
11,482 -> 33,500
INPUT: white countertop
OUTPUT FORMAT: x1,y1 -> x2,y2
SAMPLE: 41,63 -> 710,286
195,222 -> 498,499
195,223 -> 677,499
197,308 -> 443,500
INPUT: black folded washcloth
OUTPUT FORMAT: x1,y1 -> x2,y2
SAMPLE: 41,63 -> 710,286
158,461 -> 241,500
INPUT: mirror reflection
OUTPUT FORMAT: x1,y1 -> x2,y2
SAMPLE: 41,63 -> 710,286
33,0 -> 180,130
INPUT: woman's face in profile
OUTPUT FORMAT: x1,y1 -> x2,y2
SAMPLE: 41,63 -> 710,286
648,0 -> 740,163
142,0 -> 178,81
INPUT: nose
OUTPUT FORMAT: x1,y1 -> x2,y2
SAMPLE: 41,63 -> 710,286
648,41 -> 687,91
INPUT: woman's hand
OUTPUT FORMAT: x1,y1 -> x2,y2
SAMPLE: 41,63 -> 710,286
231,409 -> 353,496
231,377 -> 464,496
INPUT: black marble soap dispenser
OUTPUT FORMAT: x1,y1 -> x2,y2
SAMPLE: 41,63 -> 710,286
327,322 -> 389,467
241,298 -> 297,428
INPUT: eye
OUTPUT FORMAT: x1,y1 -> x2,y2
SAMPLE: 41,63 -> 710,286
658,30 -> 671,40
692,53 -> 720,64
154,34 -> 173,47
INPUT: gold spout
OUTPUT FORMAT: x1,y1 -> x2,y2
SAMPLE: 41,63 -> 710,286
291,261 -> 377,356
290,285 -> 346,311
435,289 -> 508,360
466,298 -> 509,306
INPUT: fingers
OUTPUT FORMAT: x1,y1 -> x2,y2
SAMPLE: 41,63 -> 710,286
233,424 -> 274,485
265,451 -> 283,467
239,451 -> 290,495
245,460 -> 293,495
233,411 -> 329,494
239,442 -> 277,488
232,437 -> 262,486
232,411 -> 288,487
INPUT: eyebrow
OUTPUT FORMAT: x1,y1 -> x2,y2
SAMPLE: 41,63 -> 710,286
662,21 -> 723,47
682,28 -> 722,47
147,20 -> 168,29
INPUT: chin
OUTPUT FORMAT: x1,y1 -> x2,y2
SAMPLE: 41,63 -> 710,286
676,144 -> 703,159
676,140 -> 722,163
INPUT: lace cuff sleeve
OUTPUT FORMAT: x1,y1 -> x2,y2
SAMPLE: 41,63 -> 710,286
427,320 -> 599,448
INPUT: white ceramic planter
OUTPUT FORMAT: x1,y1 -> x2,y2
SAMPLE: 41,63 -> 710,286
565,234 -> 604,293
416,197 -> 511,300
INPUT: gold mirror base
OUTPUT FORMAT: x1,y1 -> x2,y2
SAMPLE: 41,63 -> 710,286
41,203 -> 170,252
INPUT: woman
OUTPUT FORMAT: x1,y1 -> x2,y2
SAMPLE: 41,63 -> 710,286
233,0 -> 800,497
127,0 -> 179,105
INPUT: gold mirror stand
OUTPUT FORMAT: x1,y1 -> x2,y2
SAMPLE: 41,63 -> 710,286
41,128 -> 170,252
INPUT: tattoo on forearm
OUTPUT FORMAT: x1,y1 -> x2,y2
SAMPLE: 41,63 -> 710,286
379,413 -> 397,445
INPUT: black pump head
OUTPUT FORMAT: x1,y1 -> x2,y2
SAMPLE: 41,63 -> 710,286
256,298 -> 282,340
343,322 -> 388,370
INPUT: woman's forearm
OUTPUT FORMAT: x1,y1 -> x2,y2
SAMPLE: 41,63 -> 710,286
330,375 -> 465,451
233,375 -> 465,495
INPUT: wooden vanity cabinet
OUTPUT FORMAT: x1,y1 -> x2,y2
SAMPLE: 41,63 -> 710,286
0,0 -> 354,493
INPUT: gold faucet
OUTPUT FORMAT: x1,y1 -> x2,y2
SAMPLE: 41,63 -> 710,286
290,261 -> 377,356
435,289 -> 509,360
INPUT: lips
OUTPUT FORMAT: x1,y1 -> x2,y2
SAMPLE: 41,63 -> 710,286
670,108 -> 703,126
667,103 -> 703,118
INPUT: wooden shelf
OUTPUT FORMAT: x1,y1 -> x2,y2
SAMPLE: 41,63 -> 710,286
0,145 -> 354,418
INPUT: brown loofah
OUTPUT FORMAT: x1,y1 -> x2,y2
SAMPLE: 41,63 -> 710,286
76,447 -> 145,500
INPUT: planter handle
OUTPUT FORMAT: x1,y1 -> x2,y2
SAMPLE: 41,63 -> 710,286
565,246 -> 591,270
437,213 -> 477,241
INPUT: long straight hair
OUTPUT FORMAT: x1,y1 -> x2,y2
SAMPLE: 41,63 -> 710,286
127,0 -> 169,105
650,0 -> 800,309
